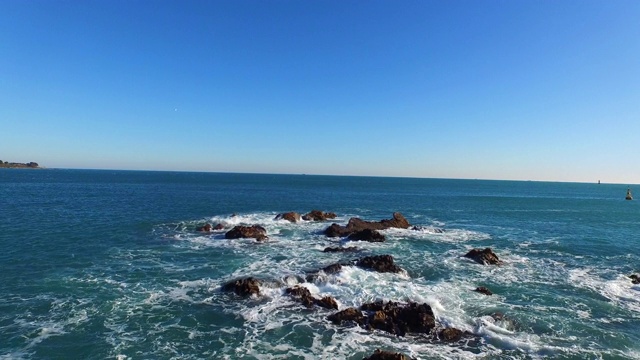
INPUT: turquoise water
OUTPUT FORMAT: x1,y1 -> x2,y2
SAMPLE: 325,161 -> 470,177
1,169 -> 639,359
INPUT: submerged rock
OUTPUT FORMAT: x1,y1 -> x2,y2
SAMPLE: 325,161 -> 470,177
356,255 -> 404,273
302,210 -> 337,221
629,274 -> 640,284
362,349 -> 412,360
347,229 -> 386,242
213,223 -> 225,230
329,300 -> 436,337
464,248 -> 502,265
196,223 -> 212,232
225,225 -> 268,241
323,246 -> 359,253
324,212 -> 410,237
275,212 -> 301,223
474,286 -> 493,296
221,277 -> 261,296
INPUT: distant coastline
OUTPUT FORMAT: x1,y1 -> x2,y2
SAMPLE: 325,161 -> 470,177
0,160 -> 42,169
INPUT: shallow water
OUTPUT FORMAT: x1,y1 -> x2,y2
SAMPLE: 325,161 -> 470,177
1,169 -> 639,359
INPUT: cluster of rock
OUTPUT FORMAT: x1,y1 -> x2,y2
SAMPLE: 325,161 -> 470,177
0,161 -> 40,168
216,211 -> 510,354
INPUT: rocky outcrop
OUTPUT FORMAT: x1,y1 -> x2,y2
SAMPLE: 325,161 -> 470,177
474,286 -> 493,295
323,246 -> 359,253
285,286 -> 339,309
225,225 -> 268,241
356,255 -> 404,273
347,229 -> 386,242
362,349 -> 412,360
303,210 -> 337,221
629,274 -> 640,284
464,248 -> 501,265
221,277 -> 261,296
275,212 -> 302,223
325,212 -> 410,237
329,300 -> 436,337
0,161 -> 40,168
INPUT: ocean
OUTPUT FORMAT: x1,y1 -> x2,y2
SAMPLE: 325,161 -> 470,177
1,169 -> 639,359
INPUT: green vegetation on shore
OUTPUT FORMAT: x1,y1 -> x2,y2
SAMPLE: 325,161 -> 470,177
0,160 -> 41,168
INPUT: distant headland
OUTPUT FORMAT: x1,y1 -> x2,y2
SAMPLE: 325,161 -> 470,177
0,160 -> 42,169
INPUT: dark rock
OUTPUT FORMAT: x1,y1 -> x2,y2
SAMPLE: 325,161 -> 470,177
286,286 -> 315,307
196,223 -> 212,232
629,274 -> 640,284
225,225 -> 268,241
315,296 -> 339,310
306,263 -> 344,283
348,229 -> 386,242
221,277 -> 261,296
362,349 -> 412,360
464,248 -> 502,265
328,307 -> 365,325
323,246 -> 359,253
325,212 -> 410,237
356,255 -> 403,273
474,286 -> 493,296
411,226 -> 444,233
303,210 -> 337,221
356,300 -> 436,336
439,328 -> 464,342
213,223 -> 224,230
322,263 -> 344,274
275,212 -> 301,223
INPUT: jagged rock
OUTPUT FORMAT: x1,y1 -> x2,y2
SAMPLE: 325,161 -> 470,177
213,223 -> 224,230
275,212 -> 301,223
629,274 -> 640,284
362,349 -> 411,360
286,286 -> 315,307
356,255 -> 403,273
323,246 -> 359,253
196,223 -> 212,232
325,212 -> 410,237
315,296 -> 339,309
474,286 -> 493,295
464,248 -> 501,265
439,328 -> 464,342
302,210 -> 337,221
306,263 -> 344,283
332,300 -> 435,336
221,277 -> 261,296
225,225 -> 268,241
328,307 -> 365,325
347,229 -> 386,242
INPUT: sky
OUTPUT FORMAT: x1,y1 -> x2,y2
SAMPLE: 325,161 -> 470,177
1,0 -> 639,183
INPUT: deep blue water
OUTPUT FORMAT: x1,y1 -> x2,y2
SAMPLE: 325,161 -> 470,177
1,169 -> 639,359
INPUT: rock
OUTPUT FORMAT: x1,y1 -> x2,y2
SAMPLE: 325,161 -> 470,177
362,349 -> 412,360
356,255 -> 403,273
358,300 -> 436,336
629,274 -> 640,284
213,223 -> 224,230
306,263 -> 344,283
464,248 -> 501,265
225,225 -> 268,241
286,286 -> 315,307
347,229 -> 386,242
324,212 -> 410,237
474,286 -> 493,295
221,277 -> 261,296
328,307 -> 365,325
323,246 -> 359,253
302,210 -> 337,221
196,223 -> 212,232
411,226 -> 444,233
439,327 -> 464,342
315,296 -> 339,310
275,212 -> 301,223
321,263 -> 344,274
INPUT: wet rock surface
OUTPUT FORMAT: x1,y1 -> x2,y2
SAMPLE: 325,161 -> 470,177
196,223 -> 212,232
225,225 -> 268,241
362,349 -> 412,360
474,286 -> 493,295
323,246 -> 359,253
347,229 -> 386,242
629,274 -> 640,284
302,210 -> 337,221
275,212 -> 302,223
464,248 -> 501,265
438,328 -> 464,342
325,212 -> 410,237
356,255 -> 404,273
221,277 -> 261,296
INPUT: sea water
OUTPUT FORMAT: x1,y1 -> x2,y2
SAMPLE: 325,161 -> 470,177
1,169 -> 639,359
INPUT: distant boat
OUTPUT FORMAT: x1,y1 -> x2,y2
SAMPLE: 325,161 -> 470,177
626,188 -> 633,200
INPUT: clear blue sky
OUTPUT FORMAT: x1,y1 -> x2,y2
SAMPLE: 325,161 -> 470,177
2,0 -> 639,183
